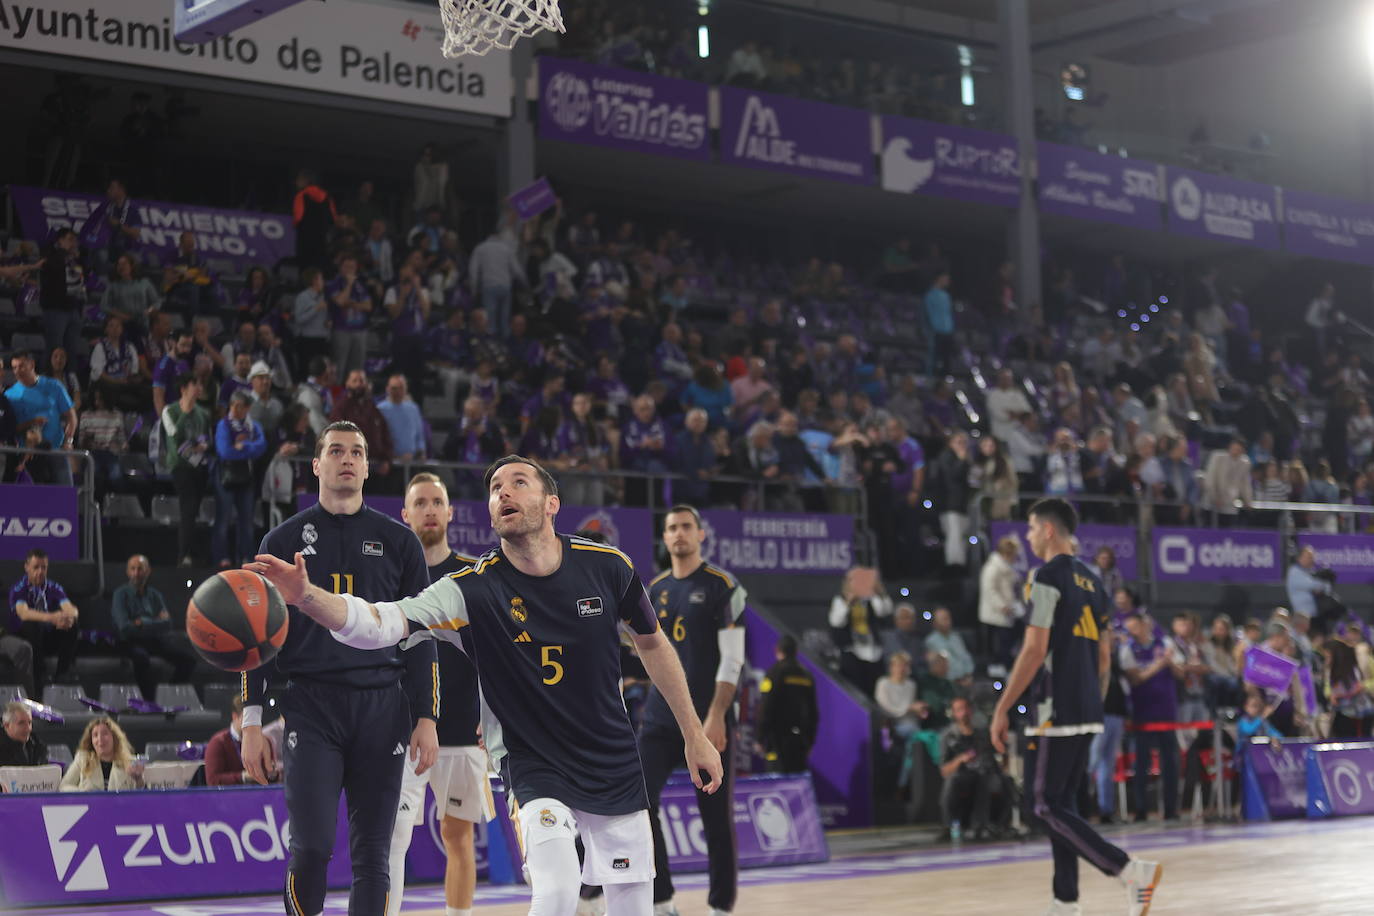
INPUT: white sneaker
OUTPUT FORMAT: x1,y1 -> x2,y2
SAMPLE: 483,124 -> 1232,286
653,903 -> 681,916
1044,901 -> 1082,915
576,897 -> 607,916
709,910 -> 733,916
1122,858 -> 1163,916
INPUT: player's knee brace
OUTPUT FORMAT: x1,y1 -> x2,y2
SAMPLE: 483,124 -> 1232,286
520,801 -> 581,916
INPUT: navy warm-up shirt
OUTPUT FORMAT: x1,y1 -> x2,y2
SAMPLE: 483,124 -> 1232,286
243,502 -> 433,707
1024,553 -> 1109,735
391,534 -> 659,815
642,562 -> 746,730
430,550 -> 481,748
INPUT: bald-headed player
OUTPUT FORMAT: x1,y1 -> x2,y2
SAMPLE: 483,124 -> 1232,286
991,498 -> 1162,916
250,455 -> 722,916
387,472 -> 489,916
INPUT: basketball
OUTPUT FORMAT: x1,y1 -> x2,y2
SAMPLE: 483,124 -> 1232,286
185,570 -> 289,672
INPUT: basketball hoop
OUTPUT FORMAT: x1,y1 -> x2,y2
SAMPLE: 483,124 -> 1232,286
437,0 -> 565,57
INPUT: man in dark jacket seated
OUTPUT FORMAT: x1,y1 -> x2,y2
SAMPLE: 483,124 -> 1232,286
0,701 -> 47,766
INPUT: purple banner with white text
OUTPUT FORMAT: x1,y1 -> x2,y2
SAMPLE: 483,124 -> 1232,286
1243,644 -> 1300,692
507,177 -> 557,220
880,116 -> 1020,206
1241,738 -> 1316,821
1296,533 -> 1374,584
1036,142 -> 1164,230
700,511 -> 853,576
9,185 -> 295,270
1165,166 -> 1279,249
1151,527 -> 1281,582
1282,189 -> 1374,265
658,772 -> 828,869
538,58 -> 710,160
988,521 -> 1137,581
1306,742 -> 1374,818
0,484 -> 78,561
721,87 -> 872,184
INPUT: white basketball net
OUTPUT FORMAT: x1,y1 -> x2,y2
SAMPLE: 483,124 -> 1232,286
438,0 -> 565,58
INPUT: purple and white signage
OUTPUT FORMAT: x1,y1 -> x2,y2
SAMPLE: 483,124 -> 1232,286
1307,742 -> 1374,818
988,522 -> 1137,581
0,484 -> 78,561
1296,533 -> 1374,584
507,177 -> 557,220
8,186 -> 295,270
1036,142 -> 1164,230
1241,738 -> 1313,821
657,773 -> 828,870
1243,644 -> 1300,693
700,512 -> 853,576
1165,166 -> 1279,249
1151,527 -> 1281,582
538,58 -> 710,160
880,116 -> 1020,206
721,87 -> 872,184
1282,189 -> 1374,265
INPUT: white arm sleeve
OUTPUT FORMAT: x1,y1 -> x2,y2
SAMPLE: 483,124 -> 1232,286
715,626 -> 746,685
240,705 -> 263,728
330,594 -> 407,650
828,595 -> 849,627
394,575 -> 469,630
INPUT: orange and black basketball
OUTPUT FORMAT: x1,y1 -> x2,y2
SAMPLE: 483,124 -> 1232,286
186,570 -> 288,672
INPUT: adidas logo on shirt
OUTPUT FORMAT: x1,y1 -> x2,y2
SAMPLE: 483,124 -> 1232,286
513,631 -> 532,643
393,743 -> 406,756
300,546 -> 317,556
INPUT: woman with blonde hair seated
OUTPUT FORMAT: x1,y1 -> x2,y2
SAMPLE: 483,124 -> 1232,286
60,716 -> 144,791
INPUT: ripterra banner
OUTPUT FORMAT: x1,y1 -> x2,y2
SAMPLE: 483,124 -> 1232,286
880,116 -> 1020,206
0,484 -> 79,561
1036,142 -> 1164,230
1166,165 -> 1280,249
538,57 -> 710,160
9,185 -> 294,270
1151,526 -> 1282,582
988,521 -> 1138,581
720,87 -> 872,184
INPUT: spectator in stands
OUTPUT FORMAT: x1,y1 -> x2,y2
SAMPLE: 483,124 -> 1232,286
77,387 -> 125,501
1157,435 -> 1199,524
377,374 -> 426,468
38,228 -> 84,360
220,320 -> 257,369
61,716 -> 143,791
143,310 -> 173,368
1305,281 -> 1335,359
520,373 -> 570,433
101,254 -> 160,325
151,330 -> 193,415
48,347 -> 82,415
327,254 -> 373,378
384,265 -> 432,399
874,651 -> 924,738
1285,546 -> 1331,619
218,351 -> 254,410
1110,383 -> 1148,448
1170,614 -> 1210,734
1200,614 -> 1241,709
1119,609 -> 1180,822
212,392 -> 267,568
621,392 -> 671,475
6,350 -> 77,487
163,231 -> 217,314
829,566 -> 893,694
1324,639 -> 1373,738
292,267 -> 330,376
923,269 -> 954,376
930,430 -> 972,569
89,314 -> 147,413
1089,622 -> 1129,823
986,369 -> 1032,443
917,651 -> 956,730
236,267 -> 272,325
681,364 -> 733,430
973,434 -> 1018,521
111,554 -> 195,701
247,362 -> 283,440
940,696 -> 1006,840
295,356 -> 336,436
162,374 -> 212,566
725,39 -> 768,85
0,702 -> 46,766
979,537 -> 1021,667
8,549 -> 79,690
441,396 -> 507,498
469,229 -> 524,339
1203,436 -> 1253,525
293,169 -> 337,271
1302,460 -> 1341,532
670,406 -> 716,506
554,391 -> 609,506
730,357 -> 775,424
926,607 -> 975,684
206,695 -> 277,785
89,178 -> 142,271
1044,427 -> 1084,496
330,370 -> 395,490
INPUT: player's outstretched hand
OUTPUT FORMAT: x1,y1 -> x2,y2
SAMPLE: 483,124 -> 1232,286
241,726 -> 274,786
685,729 -> 724,794
990,707 -> 1010,754
244,553 -> 309,605
411,719 -> 439,775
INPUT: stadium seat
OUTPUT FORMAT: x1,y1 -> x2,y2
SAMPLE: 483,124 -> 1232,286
144,741 -> 186,761
155,684 -> 223,727
10,332 -> 44,352
43,684 -> 89,713
201,681 -> 239,716
100,683 -> 143,712
0,684 -> 25,701
103,494 -> 147,521
46,744 -> 73,768
151,495 -> 179,527
197,497 -> 216,526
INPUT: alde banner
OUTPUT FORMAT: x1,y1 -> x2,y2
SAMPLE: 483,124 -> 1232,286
1036,142 -> 1164,230
657,773 -> 828,870
720,87 -> 872,184
1295,532 -> 1374,584
880,116 -> 1020,207
9,185 -> 294,271
988,521 -> 1137,581
0,484 -> 79,561
1151,527 -> 1281,582
700,511 -> 853,575
538,57 -> 710,161
1306,742 -> 1374,818
1240,738 -> 1316,821
1166,165 -> 1280,249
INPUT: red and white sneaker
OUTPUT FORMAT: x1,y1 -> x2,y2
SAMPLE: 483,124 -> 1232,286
1122,858 -> 1163,916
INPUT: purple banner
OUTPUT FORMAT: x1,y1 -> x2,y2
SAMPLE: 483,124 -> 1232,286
507,177 -> 557,220
1151,527 -> 1281,582
9,186 -> 295,271
1243,644 -> 1300,692
880,116 -> 1020,206
1282,189 -> 1374,265
1165,167 -> 1279,249
295,495 -> 656,576
657,773 -> 828,870
1242,738 -> 1313,820
1036,142 -> 1164,230
538,58 -> 710,160
1307,743 -> 1374,818
1296,665 -> 1317,718
1296,533 -> 1374,584
699,511 -> 853,576
988,521 -> 1137,582
721,87 -> 871,184
0,484 -> 78,561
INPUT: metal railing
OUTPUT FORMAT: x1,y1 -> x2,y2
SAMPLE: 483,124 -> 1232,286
0,445 -> 105,591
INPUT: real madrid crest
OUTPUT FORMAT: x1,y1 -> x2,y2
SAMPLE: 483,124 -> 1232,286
539,808 -> 557,827
510,596 -> 528,624
302,523 -> 317,545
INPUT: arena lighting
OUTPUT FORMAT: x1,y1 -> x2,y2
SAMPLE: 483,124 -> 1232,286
1141,314 -> 1150,323
923,611 -> 933,621
993,681 -> 1003,691
185,579 -> 193,587
968,536 -> 978,545
1159,295 -> 1169,304
1130,323 -> 1141,332
698,26 -> 710,58
1117,310 -> 1127,318
1017,705 -> 1027,714
899,587 -> 910,597
922,499 -> 933,509
1150,304 -> 1160,313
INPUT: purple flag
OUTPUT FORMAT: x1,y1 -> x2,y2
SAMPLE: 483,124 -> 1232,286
1152,526 -> 1281,582
657,773 -> 828,869
9,185 -> 295,271
1295,533 -> 1374,584
988,522 -> 1138,581
1036,142 -> 1164,230
0,484 -> 78,561
880,116 -> 1020,206
507,177 -> 557,220
538,58 -> 710,161
700,511 -> 854,576
1165,166 -> 1280,249
1282,189 -> 1374,265
720,87 -> 872,184
1243,644 -> 1300,693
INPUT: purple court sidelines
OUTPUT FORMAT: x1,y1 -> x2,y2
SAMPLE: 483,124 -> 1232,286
15,817 -> 1371,915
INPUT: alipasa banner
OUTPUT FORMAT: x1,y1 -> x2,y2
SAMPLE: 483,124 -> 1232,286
1282,189 -> 1374,265
988,521 -> 1138,581
0,0 -> 511,117
700,511 -> 853,575
1295,533 -> 1374,584
1151,526 -> 1281,582
1306,742 -> 1374,818
880,116 -> 1020,206
0,484 -> 79,561
657,772 -> 828,870
10,186 -> 294,270
1166,165 -> 1280,249
719,87 -> 872,184
1036,142 -> 1164,230
538,57 -> 709,160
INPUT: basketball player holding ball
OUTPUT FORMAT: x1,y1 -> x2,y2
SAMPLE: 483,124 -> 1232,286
240,420 -> 434,916
249,455 -> 722,916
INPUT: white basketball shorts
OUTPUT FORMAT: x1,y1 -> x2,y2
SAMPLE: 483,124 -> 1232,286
515,796 -> 654,885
